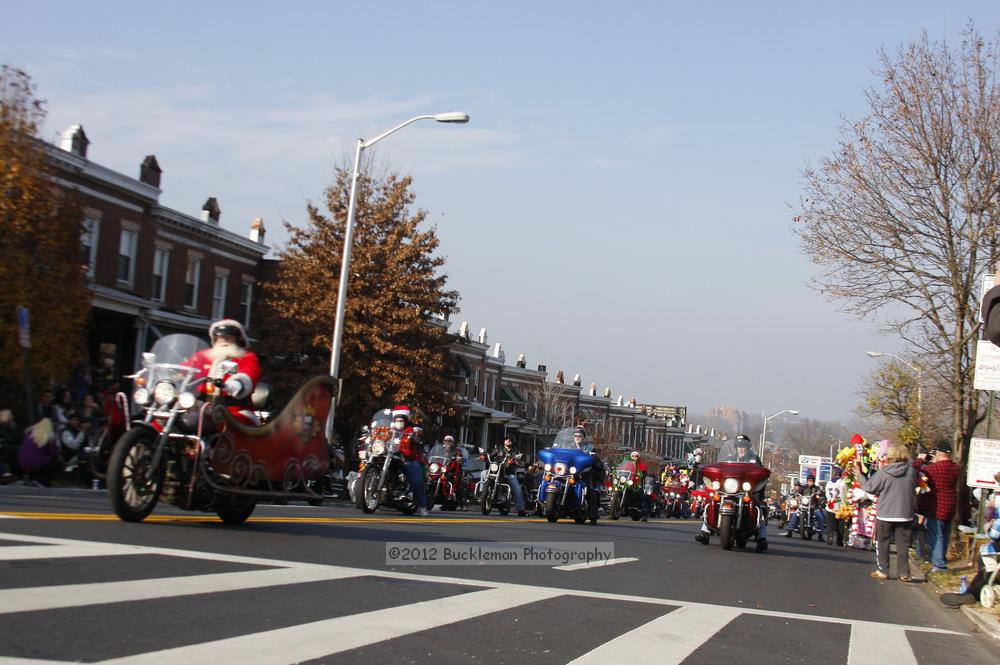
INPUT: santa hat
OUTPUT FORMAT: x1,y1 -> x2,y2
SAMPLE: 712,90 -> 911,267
391,405 -> 411,420
850,433 -> 865,445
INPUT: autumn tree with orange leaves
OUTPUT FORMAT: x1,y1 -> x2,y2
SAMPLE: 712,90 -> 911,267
257,165 -> 459,442
0,66 -> 89,418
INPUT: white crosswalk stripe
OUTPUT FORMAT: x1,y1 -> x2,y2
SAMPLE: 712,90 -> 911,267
0,532 -> 969,665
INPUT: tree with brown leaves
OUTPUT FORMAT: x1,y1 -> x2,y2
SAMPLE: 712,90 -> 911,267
0,66 -> 89,418
257,165 -> 459,442
795,25 -> 1000,463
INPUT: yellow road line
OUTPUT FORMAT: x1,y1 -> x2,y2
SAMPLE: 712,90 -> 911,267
0,511 -> 543,524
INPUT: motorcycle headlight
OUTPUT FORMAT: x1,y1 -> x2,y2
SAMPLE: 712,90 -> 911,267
359,450 -> 368,460
178,392 -> 197,409
723,478 -> 740,493
544,463 -> 552,472
711,480 -> 721,490
742,481 -> 752,491
490,463 -> 499,472
790,499 -> 798,509
554,462 -> 566,475
371,441 -> 385,456
429,463 -> 440,473
569,466 -> 577,474
153,381 -> 177,405
618,475 -> 628,482
133,388 -> 150,406
627,479 -> 633,486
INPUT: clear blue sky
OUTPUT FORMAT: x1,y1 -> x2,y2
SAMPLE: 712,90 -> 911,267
5,2 -> 999,423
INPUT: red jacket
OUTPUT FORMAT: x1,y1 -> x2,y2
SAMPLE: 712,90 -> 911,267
184,347 -> 262,422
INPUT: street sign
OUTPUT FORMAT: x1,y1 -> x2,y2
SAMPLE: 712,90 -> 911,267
974,340 -> 1000,391
980,274 -> 995,324
16,306 -> 30,349
967,437 -> 1000,489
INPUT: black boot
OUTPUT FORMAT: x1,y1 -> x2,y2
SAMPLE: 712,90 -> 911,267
695,531 -> 709,545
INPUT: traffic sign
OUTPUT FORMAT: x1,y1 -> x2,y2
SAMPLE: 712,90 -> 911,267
16,306 -> 30,349
967,437 -> 1000,489
974,341 -> 1000,391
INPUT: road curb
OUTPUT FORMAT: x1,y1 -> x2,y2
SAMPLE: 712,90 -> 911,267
909,550 -> 1000,640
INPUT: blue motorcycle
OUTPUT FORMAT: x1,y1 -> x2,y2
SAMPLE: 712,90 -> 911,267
537,429 -> 600,525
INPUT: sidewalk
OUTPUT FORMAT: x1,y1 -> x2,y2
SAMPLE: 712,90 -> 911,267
910,549 -> 1000,640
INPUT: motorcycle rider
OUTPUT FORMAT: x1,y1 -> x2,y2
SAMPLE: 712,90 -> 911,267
486,433 -> 527,516
696,434 -> 768,551
785,475 -> 825,536
627,450 -> 652,522
572,427 -> 603,522
390,406 -> 429,517
183,319 -> 262,425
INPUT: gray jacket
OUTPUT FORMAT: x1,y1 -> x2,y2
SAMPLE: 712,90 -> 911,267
860,461 -> 917,520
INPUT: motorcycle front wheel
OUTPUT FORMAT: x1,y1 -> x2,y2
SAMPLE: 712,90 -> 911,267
719,514 -> 735,550
107,428 -> 164,523
358,465 -> 381,514
610,491 -> 622,520
544,492 -> 559,523
480,482 -> 493,515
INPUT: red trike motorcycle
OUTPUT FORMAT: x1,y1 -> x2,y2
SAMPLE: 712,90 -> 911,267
700,458 -> 770,551
106,334 -> 334,523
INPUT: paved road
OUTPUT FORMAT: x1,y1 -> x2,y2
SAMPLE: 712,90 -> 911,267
0,486 -> 995,664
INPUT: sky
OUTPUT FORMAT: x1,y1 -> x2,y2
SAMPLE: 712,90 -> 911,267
5,1 -> 1000,424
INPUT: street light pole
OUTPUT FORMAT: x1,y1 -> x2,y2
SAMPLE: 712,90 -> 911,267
324,112 -> 470,443
759,409 -> 800,459
866,350 -> 922,438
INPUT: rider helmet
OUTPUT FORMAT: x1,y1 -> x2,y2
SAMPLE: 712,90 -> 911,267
209,318 -> 248,348
735,434 -> 750,446
807,475 -> 816,482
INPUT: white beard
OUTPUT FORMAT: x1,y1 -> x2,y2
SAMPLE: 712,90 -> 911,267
207,341 -> 245,378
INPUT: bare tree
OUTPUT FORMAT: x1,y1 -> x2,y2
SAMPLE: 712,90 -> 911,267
795,25 -> 1000,464
519,381 -> 576,441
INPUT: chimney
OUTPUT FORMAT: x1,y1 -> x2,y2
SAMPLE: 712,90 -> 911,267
603,387 -> 612,398
572,373 -> 581,387
555,370 -> 564,384
491,342 -> 504,360
458,321 -> 470,339
616,395 -> 624,406
201,197 -> 221,223
478,327 -> 487,344
589,382 -> 597,396
249,217 -> 266,244
515,354 -> 526,369
139,155 -> 161,187
59,124 -> 89,157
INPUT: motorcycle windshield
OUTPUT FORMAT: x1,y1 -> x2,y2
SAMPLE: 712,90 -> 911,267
616,461 -> 637,478
428,444 -> 452,465
369,409 -> 394,443
147,334 -> 208,367
551,427 -> 594,453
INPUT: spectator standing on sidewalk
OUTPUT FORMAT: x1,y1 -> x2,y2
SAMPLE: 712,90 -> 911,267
0,409 -> 20,482
859,444 -> 919,581
922,441 -> 961,572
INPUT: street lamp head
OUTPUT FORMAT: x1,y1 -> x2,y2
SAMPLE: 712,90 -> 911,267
433,112 -> 470,124
866,351 -> 883,358
789,410 -> 800,415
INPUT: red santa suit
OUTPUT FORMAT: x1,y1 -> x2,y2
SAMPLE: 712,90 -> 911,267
184,344 -> 262,425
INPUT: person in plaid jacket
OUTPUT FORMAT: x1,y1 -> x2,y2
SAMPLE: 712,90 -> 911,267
919,441 -> 961,571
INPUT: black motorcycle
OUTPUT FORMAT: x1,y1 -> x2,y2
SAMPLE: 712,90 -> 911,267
476,449 -> 521,515
355,410 -> 417,515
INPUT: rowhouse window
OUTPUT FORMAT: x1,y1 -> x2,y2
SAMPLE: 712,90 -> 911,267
184,258 -> 201,309
239,281 -> 253,328
116,228 -> 137,285
81,214 -> 100,278
212,272 -> 228,320
151,247 -> 169,302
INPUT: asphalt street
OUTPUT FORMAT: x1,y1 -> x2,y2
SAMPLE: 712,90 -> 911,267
0,485 -> 995,664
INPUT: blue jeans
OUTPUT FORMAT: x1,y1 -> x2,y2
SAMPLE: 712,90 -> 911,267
788,509 -> 825,532
925,517 -> 951,569
402,461 -> 427,510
